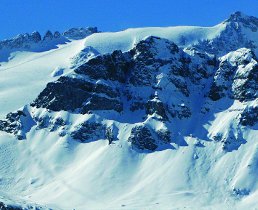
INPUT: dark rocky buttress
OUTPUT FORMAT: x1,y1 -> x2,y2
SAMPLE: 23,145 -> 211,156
1,36 -> 257,152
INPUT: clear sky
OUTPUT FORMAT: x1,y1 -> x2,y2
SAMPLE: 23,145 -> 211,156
0,0 -> 257,40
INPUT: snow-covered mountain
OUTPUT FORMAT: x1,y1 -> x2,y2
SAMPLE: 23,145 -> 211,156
0,27 -> 98,63
0,12 -> 257,210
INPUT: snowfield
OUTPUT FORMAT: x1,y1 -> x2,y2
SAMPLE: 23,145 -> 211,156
0,12 -> 258,210
0,39 -> 86,118
0,122 -> 257,209
82,23 -> 226,54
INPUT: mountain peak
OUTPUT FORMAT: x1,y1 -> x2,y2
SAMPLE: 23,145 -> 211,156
226,11 -> 258,25
63,27 -> 98,40
228,11 -> 247,21
0,27 -> 98,54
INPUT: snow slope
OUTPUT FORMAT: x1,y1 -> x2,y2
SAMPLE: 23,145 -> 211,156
0,39 -> 86,118
0,113 -> 257,209
82,23 -> 226,54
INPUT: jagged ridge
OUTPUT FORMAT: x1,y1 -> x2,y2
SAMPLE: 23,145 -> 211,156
1,35 -> 257,152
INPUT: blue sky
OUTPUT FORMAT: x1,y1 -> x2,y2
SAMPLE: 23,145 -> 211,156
0,0 -> 257,40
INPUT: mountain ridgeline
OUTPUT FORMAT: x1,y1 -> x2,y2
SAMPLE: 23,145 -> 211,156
0,12 -> 257,152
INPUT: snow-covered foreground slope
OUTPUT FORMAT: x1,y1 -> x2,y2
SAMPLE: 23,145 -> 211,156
0,126 -> 257,210
0,12 -> 258,210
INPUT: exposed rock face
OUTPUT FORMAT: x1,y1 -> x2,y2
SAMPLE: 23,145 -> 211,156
81,95 -> 123,114
0,200 -> 49,210
0,111 -> 26,139
75,50 -> 131,83
0,27 -> 98,62
209,58 -> 236,100
157,128 -> 171,143
31,37 -> 194,119
193,12 -> 258,56
228,12 -> 258,32
63,27 -> 98,40
0,201 -> 23,210
128,124 -> 171,151
0,108 -> 35,140
30,31 -> 42,43
1,26 -> 257,151
71,121 -> 118,144
43,30 -> 54,41
128,36 -> 183,86
128,125 -> 158,151
209,48 -> 258,101
239,103 -> 258,126
31,77 -> 91,111
31,76 -> 122,113
0,31 -> 42,50
145,97 -> 168,120
35,115 -> 66,133
232,53 -> 258,101
53,31 -> 61,38
105,127 -> 114,144
71,121 -> 105,142
168,75 -> 190,96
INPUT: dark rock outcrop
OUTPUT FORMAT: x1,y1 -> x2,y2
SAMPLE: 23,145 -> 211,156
209,48 -> 258,101
63,27 -> 98,40
53,31 -> 61,38
71,121 -> 105,142
128,125 -> 158,151
193,12 -> 258,55
75,50 -> 131,83
81,95 -> 123,114
239,104 -> 258,126
0,202 -> 22,210
145,98 -> 168,120
128,125 -> 171,151
0,27 -> 97,62
31,77 -> 122,113
43,30 -> 54,41
233,63 -> 258,101
0,32 -> 42,50
0,109 -> 35,140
